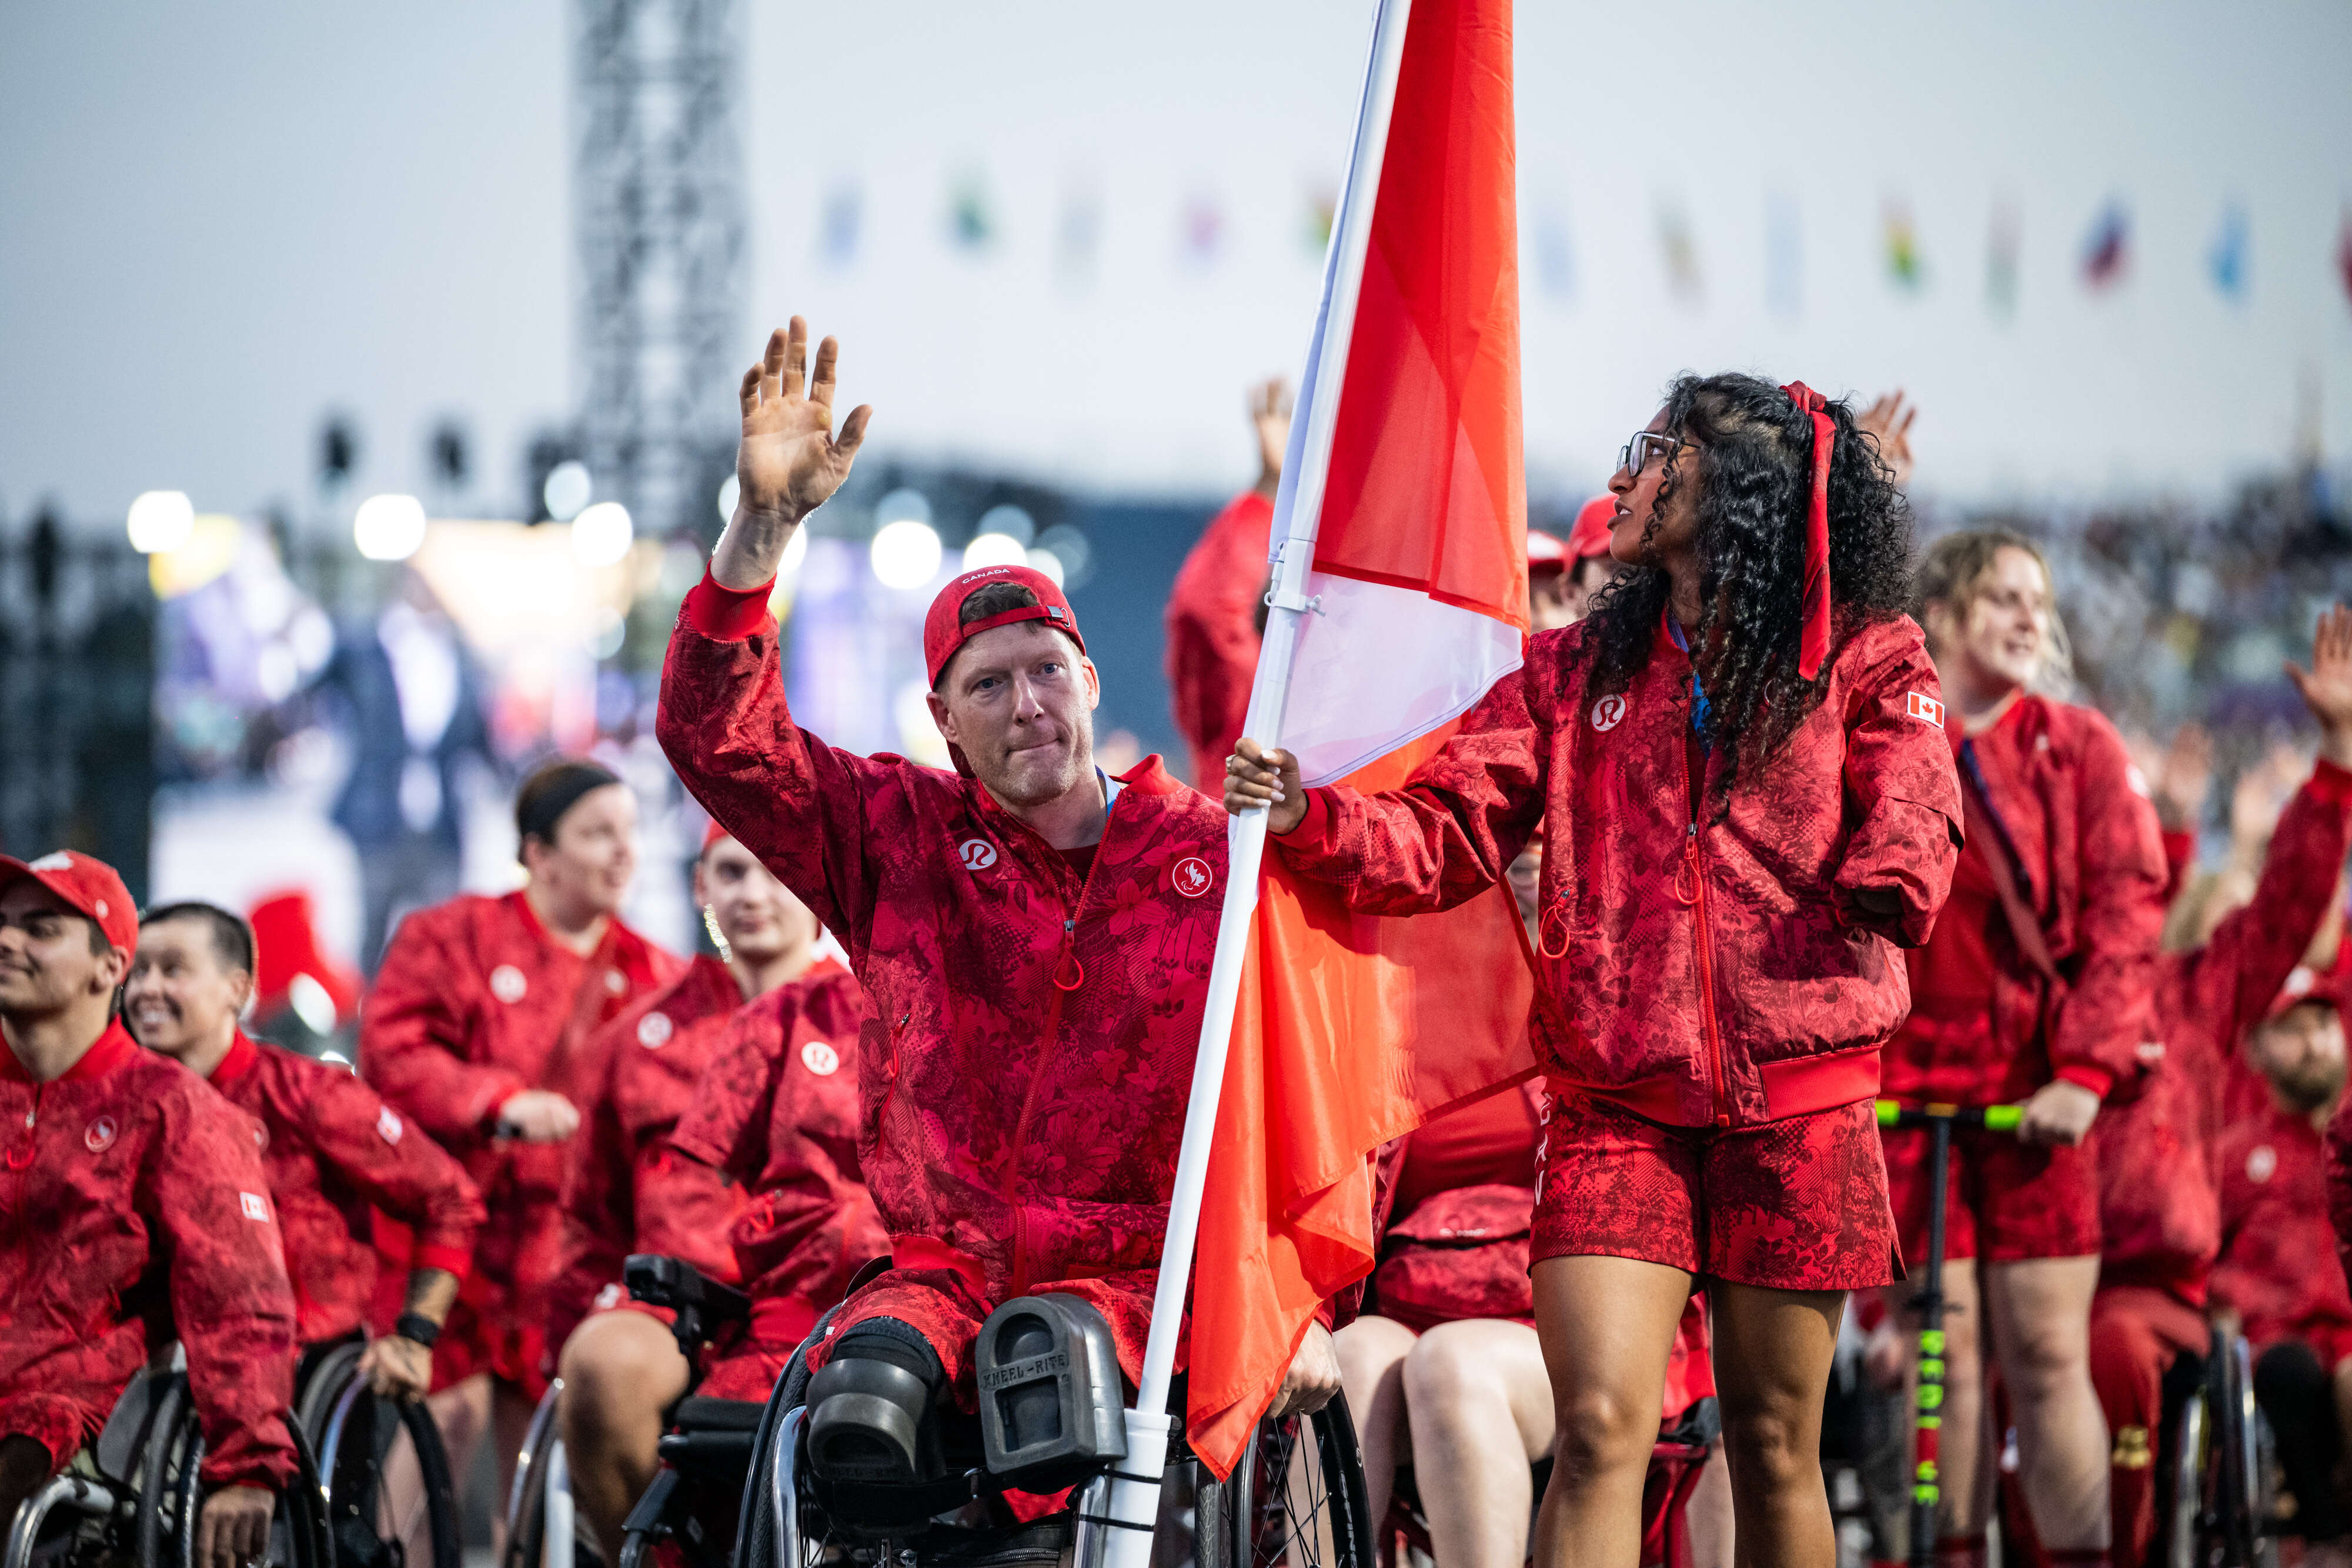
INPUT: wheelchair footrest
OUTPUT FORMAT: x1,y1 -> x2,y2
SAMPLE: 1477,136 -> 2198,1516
974,1295 -> 1125,1493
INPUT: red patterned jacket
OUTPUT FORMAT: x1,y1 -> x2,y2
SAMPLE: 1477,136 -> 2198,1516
208,1031 -> 485,1345
547,955 -> 747,1350
361,890 -> 683,1392
1164,492 -> 1272,790
657,578 -> 1231,1379
667,962 -> 883,1366
2213,1102 -> 2352,1353
2098,763 -> 2352,1303
1271,614 -> 1962,1128
0,1024 -> 298,1489
1884,696 -> 2168,1106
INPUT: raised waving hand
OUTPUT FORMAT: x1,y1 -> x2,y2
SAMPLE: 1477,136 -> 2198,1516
712,318 -> 874,590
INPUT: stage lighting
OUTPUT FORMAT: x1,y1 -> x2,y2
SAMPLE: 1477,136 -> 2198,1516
544,460 -> 593,523
871,519 -> 942,589
573,501 -> 634,567
975,504 -> 1035,546
875,487 -> 933,527
353,494 -> 427,561
963,531 -> 1027,570
1026,548 -> 1066,588
126,490 -> 195,554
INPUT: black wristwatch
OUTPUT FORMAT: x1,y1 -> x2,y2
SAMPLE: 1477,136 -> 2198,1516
393,1313 -> 442,1348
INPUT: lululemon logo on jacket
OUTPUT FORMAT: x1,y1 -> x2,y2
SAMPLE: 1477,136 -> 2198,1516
801,1039 -> 841,1076
1170,857 -> 1214,898
958,840 -> 998,872
83,1116 -> 116,1154
1589,694 -> 1628,733
2247,1145 -> 2278,1183
490,965 -> 528,1004
638,1012 -> 674,1049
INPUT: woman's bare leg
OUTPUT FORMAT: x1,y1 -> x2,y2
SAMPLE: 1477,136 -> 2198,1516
1708,1283 -> 1845,1568
1404,1319 -> 1553,1568
1334,1314 -> 1419,1536
1531,1256 -> 1694,1568
1982,1256 -> 2109,1553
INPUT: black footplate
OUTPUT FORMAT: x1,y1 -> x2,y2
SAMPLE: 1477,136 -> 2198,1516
973,1293 -> 1127,1492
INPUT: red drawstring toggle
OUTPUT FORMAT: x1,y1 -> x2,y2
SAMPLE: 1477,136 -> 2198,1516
1779,382 -> 1835,681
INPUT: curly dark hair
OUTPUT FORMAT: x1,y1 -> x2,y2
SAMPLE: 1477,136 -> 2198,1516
1578,372 -> 1916,795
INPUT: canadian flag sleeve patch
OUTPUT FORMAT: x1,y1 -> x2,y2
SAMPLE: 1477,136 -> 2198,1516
240,1191 -> 272,1223
1906,691 -> 1945,728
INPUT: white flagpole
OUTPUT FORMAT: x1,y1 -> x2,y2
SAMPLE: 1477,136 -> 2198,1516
1096,2 -> 1411,1560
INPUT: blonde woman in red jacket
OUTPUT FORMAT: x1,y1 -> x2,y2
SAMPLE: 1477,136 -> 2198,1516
1232,375 -> 1962,1568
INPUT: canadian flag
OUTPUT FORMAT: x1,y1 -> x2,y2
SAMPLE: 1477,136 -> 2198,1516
1168,0 -> 1539,1481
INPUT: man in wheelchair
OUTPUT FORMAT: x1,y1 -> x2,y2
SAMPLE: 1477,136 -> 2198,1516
551,851 -> 874,1566
2211,978 -> 2352,1563
0,852 -> 300,1568
655,317 -> 1341,1523
125,902 -> 485,1405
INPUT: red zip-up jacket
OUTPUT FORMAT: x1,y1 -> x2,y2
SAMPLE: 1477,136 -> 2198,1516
362,890 -> 683,1391
1884,696 -> 2168,1106
657,580 -> 1231,1380
547,954 -> 746,1350
1271,613 -> 1963,1128
667,962 -> 884,1360
2097,763 -> 2352,1303
0,1024 -> 298,1489
208,1031 -> 485,1345
2213,1102 -> 2352,1354
1165,491 -> 1272,790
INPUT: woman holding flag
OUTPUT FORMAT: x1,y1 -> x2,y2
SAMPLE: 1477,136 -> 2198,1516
1228,374 -> 1962,1568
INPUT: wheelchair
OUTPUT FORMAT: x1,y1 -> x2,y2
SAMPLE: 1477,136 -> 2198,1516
739,1289 -> 1374,1568
290,1337 -> 463,1568
505,1256 -> 760,1568
3,1355 -> 332,1568
1375,1398 -> 1717,1568
2167,1329 -> 2280,1568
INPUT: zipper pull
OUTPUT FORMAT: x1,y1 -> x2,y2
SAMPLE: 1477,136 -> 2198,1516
1675,834 -> 1699,905
1054,918 -> 1085,991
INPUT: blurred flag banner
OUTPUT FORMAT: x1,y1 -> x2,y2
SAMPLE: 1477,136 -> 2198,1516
1183,0 -> 1539,1479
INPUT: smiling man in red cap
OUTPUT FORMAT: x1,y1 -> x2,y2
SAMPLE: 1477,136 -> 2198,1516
656,319 -> 1338,1491
0,851 -> 299,1568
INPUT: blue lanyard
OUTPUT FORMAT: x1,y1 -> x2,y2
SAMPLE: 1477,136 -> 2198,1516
1666,617 -> 1712,750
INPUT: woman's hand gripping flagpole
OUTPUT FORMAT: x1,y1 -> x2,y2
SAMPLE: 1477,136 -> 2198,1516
1090,6 -> 1412,1566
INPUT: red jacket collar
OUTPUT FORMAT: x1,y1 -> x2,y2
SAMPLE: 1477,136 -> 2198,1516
210,1030 -> 262,1084
0,1018 -> 141,1085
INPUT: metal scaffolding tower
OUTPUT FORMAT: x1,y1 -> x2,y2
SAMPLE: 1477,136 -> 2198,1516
575,0 -> 746,543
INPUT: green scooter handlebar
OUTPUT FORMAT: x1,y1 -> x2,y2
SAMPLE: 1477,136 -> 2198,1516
1874,1099 -> 2025,1133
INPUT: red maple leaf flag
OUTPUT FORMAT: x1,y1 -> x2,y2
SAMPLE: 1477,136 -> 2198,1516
1103,1 -> 1538,1506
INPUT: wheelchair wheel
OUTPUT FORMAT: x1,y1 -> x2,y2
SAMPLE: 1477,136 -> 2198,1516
2180,1335 -> 2278,1568
313,1369 -> 463,1568
1217,1391 -> 1375,1568
504,1382 -> 602,1568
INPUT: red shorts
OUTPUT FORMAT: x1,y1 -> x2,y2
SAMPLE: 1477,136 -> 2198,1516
1532,1094 -> 1902,1292
1880,1123 -> 2100,1264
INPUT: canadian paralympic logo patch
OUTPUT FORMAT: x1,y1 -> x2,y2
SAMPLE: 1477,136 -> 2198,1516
83,1116 -> 117,1154
1170,857 -> 1214,898
1906,691 -> 1945,728
490,965 -> 528,1004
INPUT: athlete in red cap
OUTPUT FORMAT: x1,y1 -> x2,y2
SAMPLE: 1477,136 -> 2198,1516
0,852 -> 298,1568
551,825 -> 843,1564
657,319 -> 1338,1491
359,759 -> 683,1524
125,901 -> 485,1401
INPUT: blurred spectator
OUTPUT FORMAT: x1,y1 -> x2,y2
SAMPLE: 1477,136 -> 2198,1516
313,570 -> 492,974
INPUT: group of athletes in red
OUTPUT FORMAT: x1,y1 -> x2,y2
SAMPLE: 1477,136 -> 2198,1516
6,316 -> 2352,1568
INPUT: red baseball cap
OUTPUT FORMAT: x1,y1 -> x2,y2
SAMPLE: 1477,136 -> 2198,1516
700,818 -> 734,854
0,850 -> 139,955
923,564 -> 1086,688
1566,495 -> 1618,562
2267,966 -> 2345,1023
1526,529 -> 1568,577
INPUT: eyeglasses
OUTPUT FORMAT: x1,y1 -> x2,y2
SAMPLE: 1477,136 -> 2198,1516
1617,430 -> 1683,479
